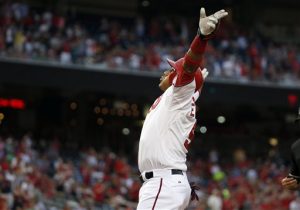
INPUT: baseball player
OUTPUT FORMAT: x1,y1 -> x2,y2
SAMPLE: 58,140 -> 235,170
137,8 -> 228,210
281,107 -> 300,190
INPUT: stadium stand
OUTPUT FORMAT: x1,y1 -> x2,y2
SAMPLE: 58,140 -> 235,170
0,134 -> 299,209
0,2 -> 300,86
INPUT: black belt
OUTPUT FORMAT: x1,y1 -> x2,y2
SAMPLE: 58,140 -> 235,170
139,169 -> 183,183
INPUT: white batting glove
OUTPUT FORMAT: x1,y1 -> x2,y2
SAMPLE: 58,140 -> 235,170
199,8 -> 228,36
201,68 -> 209,79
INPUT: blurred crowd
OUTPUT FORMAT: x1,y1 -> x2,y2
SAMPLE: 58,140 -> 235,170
0,134 -> 299,210
0,134 -> 141,210
1,3 -> 300,85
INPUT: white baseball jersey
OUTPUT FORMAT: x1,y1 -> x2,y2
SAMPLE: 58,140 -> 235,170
138,70 -> 203,173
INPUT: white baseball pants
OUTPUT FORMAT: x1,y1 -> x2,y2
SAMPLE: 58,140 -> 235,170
137,169 -> 191,210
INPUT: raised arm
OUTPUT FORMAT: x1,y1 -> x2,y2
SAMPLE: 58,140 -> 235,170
183,8 -> 228,74
160,8 -> 228,94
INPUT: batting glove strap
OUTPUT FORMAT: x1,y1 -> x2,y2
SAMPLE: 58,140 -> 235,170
197,25 -> 219,40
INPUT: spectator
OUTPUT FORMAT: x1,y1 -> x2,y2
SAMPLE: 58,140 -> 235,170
207,189 -> 223,210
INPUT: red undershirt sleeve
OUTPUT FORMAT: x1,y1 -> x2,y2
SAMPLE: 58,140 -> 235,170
174,35 -> 207,87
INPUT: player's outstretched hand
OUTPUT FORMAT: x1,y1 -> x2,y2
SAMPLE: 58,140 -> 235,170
199,8 -> 228,36
201,68 -> 209,80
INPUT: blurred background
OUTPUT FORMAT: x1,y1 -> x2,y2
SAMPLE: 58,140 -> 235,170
0,0 -> 300,209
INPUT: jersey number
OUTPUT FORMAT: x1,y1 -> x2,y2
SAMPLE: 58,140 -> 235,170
190,98 -> 196,117
149,96 -> 162,112
184,123 -> 196,150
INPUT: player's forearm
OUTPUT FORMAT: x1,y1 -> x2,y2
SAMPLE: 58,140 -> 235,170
182,8 -> 227,73
183,35 -> 207,73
